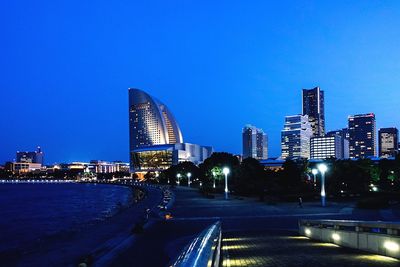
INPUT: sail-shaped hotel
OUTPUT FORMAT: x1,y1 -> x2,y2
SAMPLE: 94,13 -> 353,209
128,89 -> 213,175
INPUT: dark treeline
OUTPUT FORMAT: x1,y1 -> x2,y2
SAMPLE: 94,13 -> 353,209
155,152 -> 400,202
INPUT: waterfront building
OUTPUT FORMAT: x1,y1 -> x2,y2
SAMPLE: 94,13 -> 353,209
310,135 -> 348,159
113,161 -> 130,173
128,88 -> 213,174
281,115 -> 313,159
348,113 -> 376,159
302,87 -> 325,136
131,143 -> 213,173
378,127 -> 399,158
128,88 -> 183,150
16,146 -> 44,165
242,125 -> 268,160
10,162 -> 42,173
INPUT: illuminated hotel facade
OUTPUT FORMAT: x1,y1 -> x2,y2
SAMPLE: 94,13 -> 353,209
128,88 -> 212,174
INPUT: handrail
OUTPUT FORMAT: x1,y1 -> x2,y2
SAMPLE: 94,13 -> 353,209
299,219 -> 400,259
300,219 -> 400,234
172,221 -> 222,267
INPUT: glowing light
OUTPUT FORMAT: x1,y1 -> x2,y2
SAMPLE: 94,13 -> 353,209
318,163 -> 328,173
223,167 -> 230,175
372,186 -> 378,192
286,236 -> 309,240
312,169 -> 318,175
305,228 -> 311,236
355,255 -> 399,262
332,233 -> 341,241
311,243 -> 339,248
384,241 -> 399,252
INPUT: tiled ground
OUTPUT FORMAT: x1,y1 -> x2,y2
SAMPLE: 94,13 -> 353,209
222,231 -> 400,267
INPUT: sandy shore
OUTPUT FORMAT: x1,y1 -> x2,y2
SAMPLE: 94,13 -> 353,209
2,183 -> 164,267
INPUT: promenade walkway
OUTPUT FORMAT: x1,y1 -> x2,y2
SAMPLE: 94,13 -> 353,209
107,186 -> 400,266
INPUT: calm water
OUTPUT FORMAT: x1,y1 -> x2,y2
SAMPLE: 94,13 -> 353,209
0,183 -> 132,252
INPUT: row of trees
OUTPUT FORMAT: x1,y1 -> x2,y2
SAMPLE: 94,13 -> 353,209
154,152 -> 400,200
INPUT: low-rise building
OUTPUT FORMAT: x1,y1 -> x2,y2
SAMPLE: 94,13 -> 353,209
310,135 -> 349,160
131,143 -> 213,175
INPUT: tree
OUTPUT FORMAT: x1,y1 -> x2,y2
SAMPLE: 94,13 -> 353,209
238,157 -> 267,199
199,152 -> 240,192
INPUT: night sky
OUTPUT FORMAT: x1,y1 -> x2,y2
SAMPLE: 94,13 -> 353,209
1,1 -> 400,164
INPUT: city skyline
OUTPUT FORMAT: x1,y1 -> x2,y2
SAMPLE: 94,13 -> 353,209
2,1 -> 400,163
2,86 -> 400,163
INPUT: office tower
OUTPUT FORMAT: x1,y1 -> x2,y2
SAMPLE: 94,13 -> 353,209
16,146 -> 44,165
348,113 -> 376,159
302,87 -> 325,136
242,125 -> 268,160
310,135 -> 348,159
326,128 -> 350,158
281,115 -> 312,159
378,127 -> 399,158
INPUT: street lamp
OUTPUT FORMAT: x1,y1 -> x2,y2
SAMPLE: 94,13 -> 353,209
212,171 -> 216,188
311,168 -> 318,188
318,164 -> 328,207
176,173 -> 181,185
223,167 -> 230,200
187,172 -> 192,187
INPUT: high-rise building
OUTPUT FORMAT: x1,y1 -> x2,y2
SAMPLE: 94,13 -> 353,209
310,135 -> 349,160
302,87 -> 325,136
16,146 -> 44,165
326,128 -> 350,158
281,115 -> 312,159
242,125 -> 268,160
128,88 -> 212,174
129,88 -> 183,150
348,113 -> 376,159
378,127 -> 398,158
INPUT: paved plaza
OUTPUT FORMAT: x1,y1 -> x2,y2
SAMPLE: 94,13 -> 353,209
222,230 -> 399,267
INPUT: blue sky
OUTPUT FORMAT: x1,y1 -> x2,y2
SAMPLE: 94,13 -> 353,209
1,1 -> 400,164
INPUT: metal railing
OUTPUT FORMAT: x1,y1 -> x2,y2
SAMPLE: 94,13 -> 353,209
172,221 -> 222,267
299,219 -> 400,259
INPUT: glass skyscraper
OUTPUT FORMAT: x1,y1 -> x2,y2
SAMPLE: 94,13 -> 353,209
281,115 -> 312,159
348,113 -> 376,159
242,125 -> 268,160
302,87 -> 325,136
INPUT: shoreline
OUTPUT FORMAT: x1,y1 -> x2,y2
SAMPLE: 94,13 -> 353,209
1,182 -> 165,267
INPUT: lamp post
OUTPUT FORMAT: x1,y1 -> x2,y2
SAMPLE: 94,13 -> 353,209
187,172 -> 192,187
212,171 -> 216,188
318,164 -> 328,207
223,167 -> 230,200
176,173 -> 181,185
311,168 -> 318,189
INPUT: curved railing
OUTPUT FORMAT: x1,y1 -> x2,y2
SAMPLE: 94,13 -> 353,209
172,221 -> 222,267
